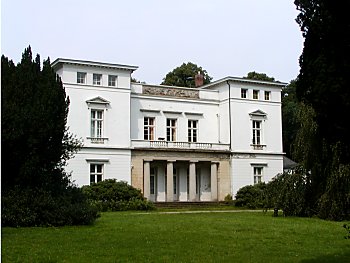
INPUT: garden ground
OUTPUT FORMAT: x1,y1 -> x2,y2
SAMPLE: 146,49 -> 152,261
2,210 -> 350,262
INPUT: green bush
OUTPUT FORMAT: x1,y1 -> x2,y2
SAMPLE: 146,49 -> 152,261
235,183 -> 267,209
1,186 -> 100,227
266,171 -> 309,217
82,179 -> 155,211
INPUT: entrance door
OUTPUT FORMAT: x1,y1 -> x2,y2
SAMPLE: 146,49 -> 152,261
196,168 -> 201,201
150,167 -> 157,202
173,168 -> 178,201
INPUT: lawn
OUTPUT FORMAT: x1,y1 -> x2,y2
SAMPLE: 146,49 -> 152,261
2,211 -> 350,262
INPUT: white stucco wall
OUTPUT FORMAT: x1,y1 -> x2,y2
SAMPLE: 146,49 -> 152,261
231,154 -> 283,196
130,85 -> 220,143
65,148 -> 131,186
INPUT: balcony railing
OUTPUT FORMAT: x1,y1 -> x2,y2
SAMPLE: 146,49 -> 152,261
87,137 -> 109,144
250,144 -> 266,150
132,140 -> 230,151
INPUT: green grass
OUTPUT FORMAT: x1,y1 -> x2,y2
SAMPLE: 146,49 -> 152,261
2,211 -> 350,262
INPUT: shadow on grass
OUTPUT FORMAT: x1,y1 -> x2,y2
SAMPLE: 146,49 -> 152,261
300,251 -> 350,263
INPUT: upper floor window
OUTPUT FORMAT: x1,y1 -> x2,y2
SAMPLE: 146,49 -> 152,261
252,120 -> 262,145
264,91 -> 271,100
253,167 -> 263,184
253,90 -> 259,100
93,74 -> 102,85
91,110 -> 103,138
188,120 -> 198,142
241,89 -> 247,98
144,117 -> 155,140
166,119 -> 177,141
90,163 -> 103,184
108,75 -> 118,87
77,72 -> 86,84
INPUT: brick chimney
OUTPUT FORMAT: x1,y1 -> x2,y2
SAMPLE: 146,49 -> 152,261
195,71 -> 204,87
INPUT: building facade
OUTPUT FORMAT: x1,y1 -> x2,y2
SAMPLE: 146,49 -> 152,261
52,58 -> 286,202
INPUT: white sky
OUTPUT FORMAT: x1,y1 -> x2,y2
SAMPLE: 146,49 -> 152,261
1,0 -> 304,84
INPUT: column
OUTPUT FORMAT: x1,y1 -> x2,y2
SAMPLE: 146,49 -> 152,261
166,161 -> 174,202
143,160 -> 151,200
211,162 -> 218,201
189,161 -> 197,201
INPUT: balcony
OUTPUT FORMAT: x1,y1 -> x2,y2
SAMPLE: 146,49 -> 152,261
131,140 -> 230,151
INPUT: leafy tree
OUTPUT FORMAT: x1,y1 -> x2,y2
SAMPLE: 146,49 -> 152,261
282,80 -> 301,158
292,0 -> 350,220
161,62 -> 212,87
243,71 -> 275,82
1,46 -> 99,226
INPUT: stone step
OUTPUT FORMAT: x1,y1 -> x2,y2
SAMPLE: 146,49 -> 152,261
154,201 -> 229,208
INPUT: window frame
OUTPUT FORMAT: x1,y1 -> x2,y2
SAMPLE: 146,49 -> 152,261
108,75 -> 118,87
188,120 -> 198,143
77,72 -> 86,84
90,163 -> 103,184
264,91 -> 271,101
93,73 -> 102,85
166,118 -> 177,142
253,90 -> 259,100
241,88 -> 248,99
252,120 -> 262,145
144,117 -> 155,140
91,109 -> 104,138
253,166 -> 263,185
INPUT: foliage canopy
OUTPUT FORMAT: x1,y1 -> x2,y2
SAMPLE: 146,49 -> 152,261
161,62 -> 212,87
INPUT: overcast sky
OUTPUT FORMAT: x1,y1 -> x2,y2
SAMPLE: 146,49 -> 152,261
1,0 -> 304,84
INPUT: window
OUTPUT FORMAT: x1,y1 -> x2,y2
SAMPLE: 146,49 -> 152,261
77,72 -> 86,84
241,89 -> 247,98
188,120 -> 198,142
166,119 -> 177,141
252,120 -> 262,145
254,167 -> 263,184
264,91 -> 271,100
144,117 -> 155,140
91,110 -> 103,138
253,90 -> 259,100
90,164 -> 103,184
108,75 -> 117,86
93,73 -> 102,85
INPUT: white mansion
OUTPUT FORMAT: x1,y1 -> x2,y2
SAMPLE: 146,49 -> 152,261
52,58 -> 286,202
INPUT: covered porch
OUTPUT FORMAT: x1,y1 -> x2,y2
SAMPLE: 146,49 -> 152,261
143,160 -> 219,202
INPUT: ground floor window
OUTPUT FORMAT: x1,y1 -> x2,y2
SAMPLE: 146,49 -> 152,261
90,164 -> 103,184
253,167 -> 263,184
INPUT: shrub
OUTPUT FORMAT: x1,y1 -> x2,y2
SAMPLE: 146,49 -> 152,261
1,186 -> 99,227
224,194 -> 234,205
235,183 -> 267,209
82,179 -> 155,211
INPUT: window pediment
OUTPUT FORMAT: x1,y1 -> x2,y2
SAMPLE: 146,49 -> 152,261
249,109 -> 267,119
86,96 -> 110,109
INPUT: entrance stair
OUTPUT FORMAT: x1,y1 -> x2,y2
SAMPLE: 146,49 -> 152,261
154,201 -> 230,209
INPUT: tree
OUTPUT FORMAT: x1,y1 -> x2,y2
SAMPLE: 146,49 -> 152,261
161,62 -> 212,87
293,0 -> 350,220
295,0 -> 350,163
281,80 -> 301,158
1,46 -> 99,226
243,71 -> 275,82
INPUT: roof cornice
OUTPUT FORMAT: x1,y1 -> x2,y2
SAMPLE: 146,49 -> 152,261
201,76 -> 288,89
51,58 -> 138,72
